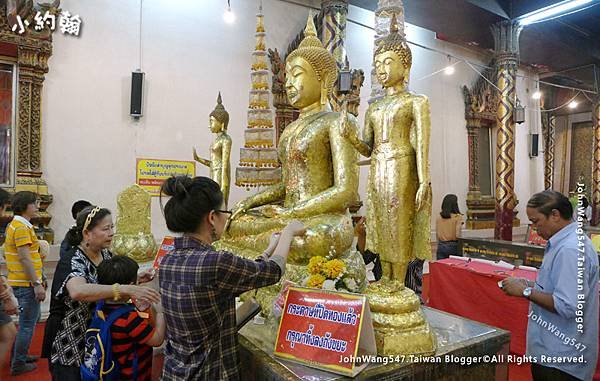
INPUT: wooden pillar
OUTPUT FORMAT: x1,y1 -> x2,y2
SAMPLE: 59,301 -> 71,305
321,0 -> 348,111
491,21 -> 522,241
542,113 -> 556,190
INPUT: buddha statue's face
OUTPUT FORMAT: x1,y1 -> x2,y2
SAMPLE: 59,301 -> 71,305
285,56 -> 322,109
209,116 -> 224,133
374,50 -> 408,88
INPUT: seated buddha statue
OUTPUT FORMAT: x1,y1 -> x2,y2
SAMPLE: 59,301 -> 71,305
219,15 -> 360,266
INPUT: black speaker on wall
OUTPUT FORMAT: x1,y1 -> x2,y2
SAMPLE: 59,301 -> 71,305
529,133 -> 539,158
130,71 -> 144,117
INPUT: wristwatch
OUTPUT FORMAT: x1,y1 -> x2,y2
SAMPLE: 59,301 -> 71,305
32,280 -> 42,287
523,287 -> 533,299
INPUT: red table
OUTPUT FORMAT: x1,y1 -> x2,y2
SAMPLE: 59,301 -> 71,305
428,258 -> 600,379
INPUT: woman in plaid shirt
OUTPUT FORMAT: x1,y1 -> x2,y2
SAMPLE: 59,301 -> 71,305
159,176 -> 304,380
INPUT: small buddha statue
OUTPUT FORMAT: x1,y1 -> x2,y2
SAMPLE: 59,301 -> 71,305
219,15 -> 360,265
341,14 -> 432,283
111,184 -> 157,262
193,92 -> 232,206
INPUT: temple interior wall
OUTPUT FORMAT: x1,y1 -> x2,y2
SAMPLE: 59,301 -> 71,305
41,0 -> 544,244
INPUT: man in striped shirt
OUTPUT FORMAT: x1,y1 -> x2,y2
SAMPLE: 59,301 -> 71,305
3,191 -> 45,375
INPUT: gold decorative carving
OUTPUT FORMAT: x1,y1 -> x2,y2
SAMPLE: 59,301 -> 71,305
462,63 -> 503,230
593,98 -> 600,225
111,185 -> 157,263
0,1 -> 58,242
17,80 -> 30,172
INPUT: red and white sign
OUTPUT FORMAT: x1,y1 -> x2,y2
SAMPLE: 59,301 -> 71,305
153,236 -> 174,270
273,287 -> 375,376
526,225 -> 547,246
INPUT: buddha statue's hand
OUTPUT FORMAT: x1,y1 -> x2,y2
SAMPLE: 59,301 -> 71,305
229,199 -> 253,226
260,205 -> 292,218
339,99 -> 357,143
415,182 -> 431,211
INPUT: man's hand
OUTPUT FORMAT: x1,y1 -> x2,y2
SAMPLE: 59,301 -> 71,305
34,284 -> 46,302
501,277 -> 528,297
354,217 -> 366,237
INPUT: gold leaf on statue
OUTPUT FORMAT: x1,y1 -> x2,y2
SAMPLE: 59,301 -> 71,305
111,184 -> 156,262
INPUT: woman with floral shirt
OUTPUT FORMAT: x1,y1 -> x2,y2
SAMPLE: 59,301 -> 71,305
41,206 -> 160,381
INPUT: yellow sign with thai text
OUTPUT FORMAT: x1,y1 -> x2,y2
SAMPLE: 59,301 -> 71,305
136,158 -> 195,196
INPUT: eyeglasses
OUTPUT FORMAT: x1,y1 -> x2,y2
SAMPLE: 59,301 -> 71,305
215,209 -> 233,215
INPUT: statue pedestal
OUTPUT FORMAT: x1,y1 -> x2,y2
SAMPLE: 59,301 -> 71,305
239,306 -> 509,380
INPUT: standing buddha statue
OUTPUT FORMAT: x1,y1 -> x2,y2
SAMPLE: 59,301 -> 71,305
341,14 -> 436,356
193,92 -> 232,206
342,14 -> 432,283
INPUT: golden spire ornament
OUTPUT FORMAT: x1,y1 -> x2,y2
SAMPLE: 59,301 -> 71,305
235,4 -> 281,189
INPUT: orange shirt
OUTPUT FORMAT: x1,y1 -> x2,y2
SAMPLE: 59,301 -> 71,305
436,213 -> 463,242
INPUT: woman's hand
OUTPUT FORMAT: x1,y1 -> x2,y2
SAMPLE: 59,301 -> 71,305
124,285 -> 161,305
3,294 -> 18,315
137,268 -> 156,284
282,220 -> 306,237
264,232 -> 281,255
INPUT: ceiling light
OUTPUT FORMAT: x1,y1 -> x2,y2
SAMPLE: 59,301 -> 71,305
532,91 -> 542,100
223,1 -> 235,24
518,0 -> 593,26
569,100 -> 578,109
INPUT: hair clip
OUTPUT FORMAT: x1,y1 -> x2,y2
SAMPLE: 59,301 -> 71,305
83,206 -> 101,232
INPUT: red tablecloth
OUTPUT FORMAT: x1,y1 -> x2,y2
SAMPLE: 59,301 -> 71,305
428,258 -> 535,354
428,258 -> 600,380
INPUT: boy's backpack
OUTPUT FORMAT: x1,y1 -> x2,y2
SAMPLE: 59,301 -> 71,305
81,301 -> 138,381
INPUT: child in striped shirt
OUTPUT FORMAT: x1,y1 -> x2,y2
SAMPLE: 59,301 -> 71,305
97,256 -> 165,381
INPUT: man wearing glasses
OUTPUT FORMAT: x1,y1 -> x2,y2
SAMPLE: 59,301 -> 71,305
502,190 -> 598,381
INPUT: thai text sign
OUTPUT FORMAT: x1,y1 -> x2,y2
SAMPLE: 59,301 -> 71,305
136,158 -> 195,196
153,236 -> 174,270
274,287 -> 375,376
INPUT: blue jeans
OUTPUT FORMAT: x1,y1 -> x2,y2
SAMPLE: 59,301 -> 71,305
11,286 -> 41,368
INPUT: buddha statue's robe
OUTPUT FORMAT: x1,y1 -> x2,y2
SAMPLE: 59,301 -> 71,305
220,110 -> 359,264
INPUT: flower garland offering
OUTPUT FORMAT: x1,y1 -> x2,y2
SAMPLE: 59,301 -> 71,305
303,252 -> 360,293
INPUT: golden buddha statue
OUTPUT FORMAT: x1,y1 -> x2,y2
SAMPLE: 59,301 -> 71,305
341,14 -> 436,356
220,15 -> 360,267
111,184 -> 157,262
342,14 -> 432,283
193,92 -> 232,206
